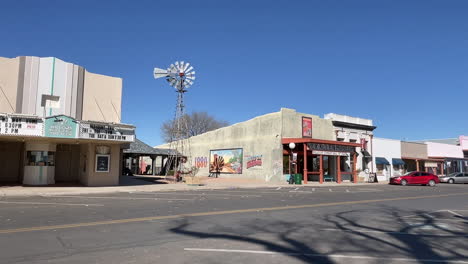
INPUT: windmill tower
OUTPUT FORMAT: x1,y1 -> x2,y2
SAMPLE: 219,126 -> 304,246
154,61 -> 196,181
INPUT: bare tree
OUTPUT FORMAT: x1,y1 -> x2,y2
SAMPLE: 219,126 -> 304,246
161,111 -> 229,143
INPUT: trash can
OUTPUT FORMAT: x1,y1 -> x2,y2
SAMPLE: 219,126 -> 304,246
294,174 -> 302,185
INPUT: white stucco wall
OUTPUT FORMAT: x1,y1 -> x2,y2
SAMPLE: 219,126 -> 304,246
372,137 -> 402,181
426,142 -> 463,158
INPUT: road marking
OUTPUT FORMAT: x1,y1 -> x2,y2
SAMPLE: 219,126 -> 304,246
294,188 -> 299,191
136,192 -> 262,198
346,189 -> 350,192
47,195 -> 192,201
0,192 -> 467,234
321,228 -> 468,237
312,188 -> 315,192
329,189 -> 332,192
183,248 -> 468,263
0,201 -> 103,207
276,187 -> 282,190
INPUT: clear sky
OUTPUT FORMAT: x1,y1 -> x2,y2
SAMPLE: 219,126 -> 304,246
2,0 -> 467,146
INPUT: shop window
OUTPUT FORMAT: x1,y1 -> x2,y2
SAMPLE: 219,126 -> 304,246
26,151 -> 55,166
283,155 -> 290,174
376,164 -> 385,175
392,165 -> 403,176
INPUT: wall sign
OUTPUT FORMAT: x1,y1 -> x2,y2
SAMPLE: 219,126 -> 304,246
0,115 -> 43,136
80,122 -> 135,142
246,155 -> 263,169
44,115 -> 78,138
95,154 -> 110,172
308,143 -> 354,153
302,117 -> 312,138
194,157 -> 208,168
312,150 -> 348,156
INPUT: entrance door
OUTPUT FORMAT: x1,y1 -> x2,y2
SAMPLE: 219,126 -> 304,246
55,144 -> 80,183
0,142 -> 22,184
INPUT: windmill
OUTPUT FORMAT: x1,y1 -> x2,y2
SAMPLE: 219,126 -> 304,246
154,61 -> 196,181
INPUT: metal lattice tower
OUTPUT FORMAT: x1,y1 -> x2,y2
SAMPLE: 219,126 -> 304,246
154,61 -> 196,181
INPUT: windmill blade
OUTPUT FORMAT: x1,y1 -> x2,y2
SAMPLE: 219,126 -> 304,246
179,61 -> 185,71
185,66 -> 193,73
185,79 -> 193,86
153,68 -> 168,79
183,63 -> 190,72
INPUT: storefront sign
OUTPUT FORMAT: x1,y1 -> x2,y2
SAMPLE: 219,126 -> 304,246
0,115 -> 43,136
308,143 -> 354,153
312,150 -> 348,156
95,154 -> 110,172
302,117 -> 312,138
44,115 -> 78,138
79,122 -> 135,142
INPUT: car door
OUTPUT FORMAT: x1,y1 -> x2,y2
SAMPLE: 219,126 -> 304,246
408,172 -> 421,184
420,172 -> 431,184
457,173 -> 468,183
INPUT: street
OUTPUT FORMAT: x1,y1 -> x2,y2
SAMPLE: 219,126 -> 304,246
0,184 -> 467,264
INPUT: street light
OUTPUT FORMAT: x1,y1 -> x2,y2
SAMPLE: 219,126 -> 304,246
288,143 -> 296,184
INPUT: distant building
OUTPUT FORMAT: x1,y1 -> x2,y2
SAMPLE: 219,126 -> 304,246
0,56 -> 135,186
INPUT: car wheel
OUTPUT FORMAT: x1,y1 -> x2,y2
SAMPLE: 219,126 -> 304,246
428,180 -> 436,187
401,179 -> 408,186
448,179 -> 455,184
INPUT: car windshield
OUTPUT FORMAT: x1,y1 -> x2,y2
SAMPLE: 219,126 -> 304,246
448,172 -> 460,177
402,172 -> 413,176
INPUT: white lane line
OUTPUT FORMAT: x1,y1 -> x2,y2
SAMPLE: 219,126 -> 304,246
289,191 -> 313,193
346,189 -> 350,192
135,192 -> 262,198
445,210 -> 464,217
184,248 -> 468,263
312,188 -> 315,192
329,189 -> 332,192
276,187 -> 282,190
0,201 -> 103,207
321,228 -> 468,237
294,188 -> 299,191
48,196 -> 192,201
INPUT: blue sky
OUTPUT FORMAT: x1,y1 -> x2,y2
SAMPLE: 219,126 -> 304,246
2,0 -> 467,146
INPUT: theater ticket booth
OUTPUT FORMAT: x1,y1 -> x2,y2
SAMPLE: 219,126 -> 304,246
282,138 -> 360,184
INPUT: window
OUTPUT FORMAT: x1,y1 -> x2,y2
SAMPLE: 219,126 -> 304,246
26,151 -> 55,166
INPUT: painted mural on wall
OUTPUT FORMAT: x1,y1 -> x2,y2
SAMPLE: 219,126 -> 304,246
194,157 -> 208,168
209,149 -> 243,174
246,155 -> 263,169
44,115 -> 78,138
302,117 -> 312,138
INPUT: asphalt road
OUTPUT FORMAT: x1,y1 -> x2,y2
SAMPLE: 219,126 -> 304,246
0,184 -> 467,264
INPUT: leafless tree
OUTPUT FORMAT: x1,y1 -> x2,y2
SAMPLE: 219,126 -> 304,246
161,111 -> 229,143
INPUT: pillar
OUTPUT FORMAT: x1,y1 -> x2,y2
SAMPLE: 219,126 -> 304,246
319,155 -> 323,184
416,160 -> 419,171
303,143 -> 308,184
353,152 -> 357,183
337,155 -> 342,183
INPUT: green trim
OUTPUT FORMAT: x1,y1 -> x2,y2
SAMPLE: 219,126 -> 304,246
49,57 -> 56,116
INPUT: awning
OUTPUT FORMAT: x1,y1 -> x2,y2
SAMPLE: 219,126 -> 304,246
392,158 -> 405,166
361,149 -> 371,158
375,157 -> 390,165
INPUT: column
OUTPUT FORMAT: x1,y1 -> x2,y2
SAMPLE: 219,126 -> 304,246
337,155 -> 342,183
303,143 -> 308,184
353,152 -> 357,183
416,160 -> 419,171
319,155 -> 324,184
151,156 -> 156,175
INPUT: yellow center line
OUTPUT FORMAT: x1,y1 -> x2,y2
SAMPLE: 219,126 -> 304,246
0,192 -> 466,235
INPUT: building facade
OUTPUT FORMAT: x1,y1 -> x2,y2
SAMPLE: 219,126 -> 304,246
0,56 -> 135,186
158,108 -> 361,183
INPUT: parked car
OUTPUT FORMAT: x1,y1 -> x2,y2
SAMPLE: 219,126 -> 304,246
439,172 -> 468,184
389,171 -> 439,186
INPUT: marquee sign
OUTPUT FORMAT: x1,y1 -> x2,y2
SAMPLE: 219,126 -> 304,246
308,143 -> 355,153
44,115 -> 78,138
0,115 -> 43,137
79,122 -> 135,142
312,150 -> 348,156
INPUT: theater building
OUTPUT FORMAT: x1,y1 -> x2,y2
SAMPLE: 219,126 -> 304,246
0,56 -> 135,186
158,108 -> 361,183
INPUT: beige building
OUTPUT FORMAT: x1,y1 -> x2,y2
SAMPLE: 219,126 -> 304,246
158,108 -> 361,183
0,56 -> 135,186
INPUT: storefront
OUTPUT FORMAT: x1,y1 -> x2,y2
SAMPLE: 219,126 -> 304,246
372,138 -> 402,181
282,138 -> 360,183
426,142 -> 464,176
0,114 -> 135,186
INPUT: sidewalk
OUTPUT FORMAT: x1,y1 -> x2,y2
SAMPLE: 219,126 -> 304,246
0,176 -> 388,197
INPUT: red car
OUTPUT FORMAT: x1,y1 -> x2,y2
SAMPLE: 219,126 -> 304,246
389,171 -> 439,186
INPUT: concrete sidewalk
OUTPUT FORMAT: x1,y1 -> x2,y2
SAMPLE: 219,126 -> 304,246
0,176 -> 388,197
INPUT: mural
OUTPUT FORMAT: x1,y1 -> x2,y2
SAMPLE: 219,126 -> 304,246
246,155 -> 263,169
302,117 -> 312,138
210,149 -> 243,174
194,157 -> 208,168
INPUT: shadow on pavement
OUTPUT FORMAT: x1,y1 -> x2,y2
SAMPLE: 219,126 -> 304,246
169,206 -> 468,263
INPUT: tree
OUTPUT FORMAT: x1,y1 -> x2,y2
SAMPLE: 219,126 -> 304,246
161,111 -> 229,143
